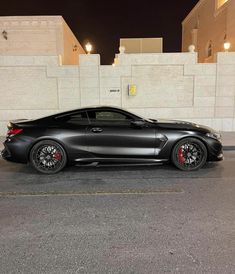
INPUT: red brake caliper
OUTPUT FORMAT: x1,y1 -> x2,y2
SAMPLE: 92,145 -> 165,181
178,147 -> 185,165
53,151 -> 62,161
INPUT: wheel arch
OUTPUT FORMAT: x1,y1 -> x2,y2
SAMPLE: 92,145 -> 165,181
170,135 -> 209,162
27,137 -> 68,162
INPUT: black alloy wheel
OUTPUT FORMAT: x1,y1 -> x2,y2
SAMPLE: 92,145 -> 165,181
30,140 -> 67,174
172,138 -> 207,171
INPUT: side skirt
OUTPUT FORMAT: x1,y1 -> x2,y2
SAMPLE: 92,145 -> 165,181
74,157 -> 168,166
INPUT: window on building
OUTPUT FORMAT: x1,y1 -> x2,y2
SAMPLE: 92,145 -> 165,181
217,0 -> 228,9
207,41 -> 213,58
191,28 -> 198,48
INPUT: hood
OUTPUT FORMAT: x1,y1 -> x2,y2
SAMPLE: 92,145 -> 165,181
154,119 -> 213,133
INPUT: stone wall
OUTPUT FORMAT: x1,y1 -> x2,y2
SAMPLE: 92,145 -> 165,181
0,16 -> 85,65
0,52 -> 235,135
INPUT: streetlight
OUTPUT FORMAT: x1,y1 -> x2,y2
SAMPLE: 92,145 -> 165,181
224,41 -> 231,52
85,42 -> 92,54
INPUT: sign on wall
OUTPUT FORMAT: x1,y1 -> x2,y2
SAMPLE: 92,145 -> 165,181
128,84 -> 137,96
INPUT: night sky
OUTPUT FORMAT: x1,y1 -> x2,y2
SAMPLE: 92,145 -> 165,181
0,0 -> 199,64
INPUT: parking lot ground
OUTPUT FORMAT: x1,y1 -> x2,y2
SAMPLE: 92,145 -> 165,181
0,152 -> 235,273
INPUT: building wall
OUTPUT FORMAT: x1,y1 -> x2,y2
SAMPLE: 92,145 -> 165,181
0,16 -> 58,55
182,0 -> 235,63
1,52 -> 235,135
227,0 -> 235,50
120,38 -> 163,53
62,18 -> 85,65
0,16 -> 85,64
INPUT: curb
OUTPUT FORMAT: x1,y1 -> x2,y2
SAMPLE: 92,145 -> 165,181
223,146 -> 235,151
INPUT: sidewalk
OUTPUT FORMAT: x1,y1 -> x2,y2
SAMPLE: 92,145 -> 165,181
220,132 -> 235,150
0,133 -> 235,151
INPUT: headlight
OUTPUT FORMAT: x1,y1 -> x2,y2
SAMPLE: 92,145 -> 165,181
206,132 -> 222,141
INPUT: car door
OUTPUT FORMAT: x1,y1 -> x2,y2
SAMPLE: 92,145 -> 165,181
54,111 -> 90,158
85,109 -> 156,158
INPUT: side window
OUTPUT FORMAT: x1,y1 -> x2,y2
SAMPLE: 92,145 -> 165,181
56,111 -> 89,125
87,110 -> 131,125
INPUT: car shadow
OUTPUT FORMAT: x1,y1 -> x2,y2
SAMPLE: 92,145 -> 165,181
0,158 -> 224,183
0,158 -> 227,192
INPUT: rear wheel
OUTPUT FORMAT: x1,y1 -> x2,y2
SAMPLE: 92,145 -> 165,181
30,140 -> 67,174
171,138 -> 207,171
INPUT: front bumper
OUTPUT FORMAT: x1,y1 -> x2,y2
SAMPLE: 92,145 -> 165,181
205,138 -> 223,162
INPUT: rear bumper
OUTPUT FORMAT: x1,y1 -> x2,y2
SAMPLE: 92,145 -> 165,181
1,138 -> 29,163
1,147 -> 13,161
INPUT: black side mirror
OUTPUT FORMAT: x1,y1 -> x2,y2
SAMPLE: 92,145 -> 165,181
131,119 -> 146,127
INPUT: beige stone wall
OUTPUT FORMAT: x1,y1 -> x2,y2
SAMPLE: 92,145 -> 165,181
0,16 -> 85,65
62,18 -> 85,65
182,0 -> 235,63
0,16 -> 59,56
1,52 -> 235,135
227,0 -> 235,51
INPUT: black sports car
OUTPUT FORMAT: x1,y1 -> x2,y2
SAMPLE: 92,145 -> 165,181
1,106 -> 223,174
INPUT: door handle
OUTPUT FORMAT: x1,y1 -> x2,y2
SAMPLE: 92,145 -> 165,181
91,127 -> 103,133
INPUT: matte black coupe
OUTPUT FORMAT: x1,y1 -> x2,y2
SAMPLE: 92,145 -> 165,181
1,106 -> 223,174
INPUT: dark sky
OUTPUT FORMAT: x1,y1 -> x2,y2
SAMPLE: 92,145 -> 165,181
0,0 -> 199,64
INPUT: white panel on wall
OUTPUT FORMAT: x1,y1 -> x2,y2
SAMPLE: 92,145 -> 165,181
122,65 -> 194,108
0,67 -> 58,110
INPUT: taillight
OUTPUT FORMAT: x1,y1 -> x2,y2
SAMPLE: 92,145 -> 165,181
7,128 -> 23,137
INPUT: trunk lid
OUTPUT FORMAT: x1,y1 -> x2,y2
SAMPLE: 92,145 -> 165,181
8,119 -> 32,129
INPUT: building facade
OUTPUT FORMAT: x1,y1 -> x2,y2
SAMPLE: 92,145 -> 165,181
182,0 -> 235,63
120,38 -> 163,53
0,16 -> 85,65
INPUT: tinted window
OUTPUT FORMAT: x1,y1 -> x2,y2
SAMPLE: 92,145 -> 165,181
87,110 -> 131,125
56,111 -> 88,125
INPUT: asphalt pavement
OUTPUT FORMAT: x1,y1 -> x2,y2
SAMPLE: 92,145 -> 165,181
0,150 -> 235,273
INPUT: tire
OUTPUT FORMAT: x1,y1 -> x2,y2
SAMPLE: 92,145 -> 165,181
171,138 -> 207,171
30,140 -> 67,174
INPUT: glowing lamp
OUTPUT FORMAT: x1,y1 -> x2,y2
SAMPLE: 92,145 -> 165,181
224,42 -> 231,51
85,42 -> 92,54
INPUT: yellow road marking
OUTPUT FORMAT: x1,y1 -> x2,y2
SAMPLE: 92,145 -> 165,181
0,189 -> 183,197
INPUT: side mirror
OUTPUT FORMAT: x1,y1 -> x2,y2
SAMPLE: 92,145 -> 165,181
131,119 -> 146,127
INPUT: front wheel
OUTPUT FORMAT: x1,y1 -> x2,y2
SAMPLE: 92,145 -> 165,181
30,140 -> 67,174
171,138 -> 207,171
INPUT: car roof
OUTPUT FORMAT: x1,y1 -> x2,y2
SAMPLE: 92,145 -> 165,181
57,106 -> 126,115
37,106 -> 138,121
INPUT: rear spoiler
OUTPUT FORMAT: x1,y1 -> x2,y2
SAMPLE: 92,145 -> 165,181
7,119 -> 30,129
